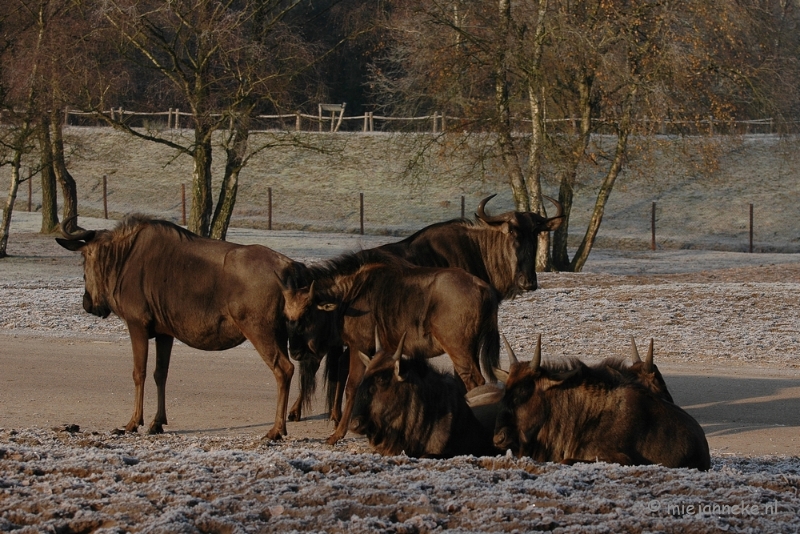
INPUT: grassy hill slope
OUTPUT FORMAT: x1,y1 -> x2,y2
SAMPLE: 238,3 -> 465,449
4,127 -> 799,252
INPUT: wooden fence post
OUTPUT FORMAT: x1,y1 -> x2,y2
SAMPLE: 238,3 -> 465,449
295,112 -> 301,132
268,187 -> 273,230
461,196 -> 465,219
181,184 -> 186,226
360,193 -> 364,235
651,201 -> 656,251
102,175 -> 108,219
27,175 -> 32,212
749,203 -> 754,253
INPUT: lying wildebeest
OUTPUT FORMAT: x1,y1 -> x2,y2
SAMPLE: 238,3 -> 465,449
288,194 -> 563,422
350,333 -> 500,458
492,336 -> 710,470
56,215 -> 305,440
282,257 -> 501,445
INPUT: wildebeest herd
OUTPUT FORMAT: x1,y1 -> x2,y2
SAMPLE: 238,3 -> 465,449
56,195 -> 710,470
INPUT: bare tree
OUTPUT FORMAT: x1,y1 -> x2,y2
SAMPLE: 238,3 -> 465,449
373,0 -> 799,271
1,0 -> 47,255
89,0 -> 319,238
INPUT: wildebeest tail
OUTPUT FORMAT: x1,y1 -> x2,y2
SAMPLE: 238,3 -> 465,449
478,290 -> 500,383
298,358 -> 319,413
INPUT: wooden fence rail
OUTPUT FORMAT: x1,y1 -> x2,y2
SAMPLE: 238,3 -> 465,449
59,108 -> 790,135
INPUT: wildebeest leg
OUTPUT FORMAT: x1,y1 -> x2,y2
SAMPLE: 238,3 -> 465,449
249,335 -> 294,440
288,357 -> 321,422
125,324 -> 149,433
148,334 -> 173,435
326,352 -> 365,445
330,347 -> 350,423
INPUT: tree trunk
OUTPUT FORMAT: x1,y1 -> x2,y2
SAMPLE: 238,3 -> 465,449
496,0 -> 530,211
0,151 -> 23,258
552,72 -> 593,271
569,87 -> 635,272
50,109 -> 78,231
188,130 -> 213,237
210,121 -> 249,241
38,119 -> 59,234
527,0 -> 550,271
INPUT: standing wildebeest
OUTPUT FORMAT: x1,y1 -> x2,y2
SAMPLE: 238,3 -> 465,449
350,333 -> 500,458
56,215 -> 305,440
493,337 -> 710,470
287,194 -> 563,421
282,257 -> 501,445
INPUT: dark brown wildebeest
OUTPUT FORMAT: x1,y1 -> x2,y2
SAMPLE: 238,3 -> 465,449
56,215 -> 305,440
282,257 -> 501,445
350,333 -> 500,458
374,194 -> 564,299
287,194 -> 563,422
492,337 -> 710,470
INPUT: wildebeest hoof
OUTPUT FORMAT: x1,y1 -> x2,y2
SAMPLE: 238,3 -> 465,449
325,434 -> 342,446
288,410 -> 301,422
264,429 -> 284,441
111,427 -> 127,436
147,423 -> 164,435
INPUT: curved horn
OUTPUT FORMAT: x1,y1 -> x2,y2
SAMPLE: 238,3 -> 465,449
630,336 -> 642,364
393,332 -> 407,382
59,216 -> 95,242
543,195 -> 564,221
307,280 -> 315,302
374,326 -> 382,354
645,338 -> 654,373
529,334 -> 542,371
392,332 -> 406,362
501,334 -> 518,366
476,194 -> 506,224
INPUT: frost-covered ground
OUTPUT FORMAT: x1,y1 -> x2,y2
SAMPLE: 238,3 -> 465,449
2,428 -> 799,533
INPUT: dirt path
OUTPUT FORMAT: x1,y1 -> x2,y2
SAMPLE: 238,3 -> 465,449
2,335 -> 799,457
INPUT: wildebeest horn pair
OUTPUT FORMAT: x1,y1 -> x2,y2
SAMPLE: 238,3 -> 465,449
358,330 -> 407,382
476,194 -> 564,224
630,337 -> 654,372
501,333 -> 541,371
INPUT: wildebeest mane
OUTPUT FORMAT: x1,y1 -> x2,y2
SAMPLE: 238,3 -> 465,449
528,357 -> 648,390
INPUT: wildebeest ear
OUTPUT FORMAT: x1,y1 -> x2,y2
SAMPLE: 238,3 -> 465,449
55,238 -> 86,251
317,302 -> 338,311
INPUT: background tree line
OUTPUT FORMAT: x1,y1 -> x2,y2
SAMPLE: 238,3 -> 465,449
1,0 -> 798,270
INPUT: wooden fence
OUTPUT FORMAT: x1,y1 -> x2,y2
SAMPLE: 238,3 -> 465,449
61,108 -> 788,136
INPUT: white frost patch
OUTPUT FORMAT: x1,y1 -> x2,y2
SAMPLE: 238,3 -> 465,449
0,429 -> 798,532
